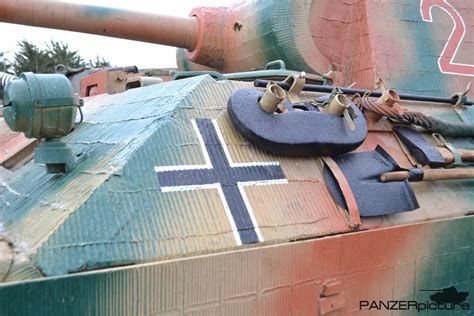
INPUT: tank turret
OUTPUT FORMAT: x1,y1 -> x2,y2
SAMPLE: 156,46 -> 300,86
0,0 -> 330,75
2,0 -> 473,93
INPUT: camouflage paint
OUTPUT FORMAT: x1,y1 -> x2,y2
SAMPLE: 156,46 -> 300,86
414,217 -> 473,312
0,1 -> 473,312
0,77 -> 349,278
356,0 -> 473,99
80,5 -> 125,18
0,77 -> 213,278
252,0 -> 319,73
3,0 -> 472,100
364,0 -> 450,96
0,216 -> 472,315
0,119 -> 36,170
179,0 -> 473,100
0,1 -> 198,51
179,0 -> 323,74
420,0 -> 473,77
309,0 -> 375,86
0,76 -> 472,282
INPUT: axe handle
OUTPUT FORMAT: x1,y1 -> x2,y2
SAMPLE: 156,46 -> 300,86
380,169 -> 474,182
438,148 -> 474,163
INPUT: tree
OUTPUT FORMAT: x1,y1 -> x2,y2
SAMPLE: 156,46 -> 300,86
11,39 -> 111,75
88,55 -> 111,68
12,40 -> 52,74
0,52 -> 13,74
46,40 -> 85,69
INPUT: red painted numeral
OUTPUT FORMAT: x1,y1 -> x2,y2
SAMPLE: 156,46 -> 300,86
420,0 -> 474,76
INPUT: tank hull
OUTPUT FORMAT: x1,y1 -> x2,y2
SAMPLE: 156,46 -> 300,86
0,215 -> 472,315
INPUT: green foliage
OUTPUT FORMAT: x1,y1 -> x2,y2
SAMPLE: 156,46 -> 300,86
46,40 -> 85,69
12,40 -> 52,74
0,62 -> 12,74
88,55 -> 111,68
0,52 -> 13,74
10,39 -> 111,75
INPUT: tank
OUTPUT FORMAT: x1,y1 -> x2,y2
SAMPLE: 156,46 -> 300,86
3,0 -> 472,90
420,286 -> 470,305
0,1 -> 473,315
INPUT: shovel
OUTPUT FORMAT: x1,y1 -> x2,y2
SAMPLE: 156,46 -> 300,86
323,146 -> 474,217
394,126 -> 474,167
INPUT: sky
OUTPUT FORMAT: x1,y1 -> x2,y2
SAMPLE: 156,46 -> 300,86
0,0 -> 235,69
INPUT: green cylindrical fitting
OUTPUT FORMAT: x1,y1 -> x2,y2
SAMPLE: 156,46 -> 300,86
3,73 -> 79,139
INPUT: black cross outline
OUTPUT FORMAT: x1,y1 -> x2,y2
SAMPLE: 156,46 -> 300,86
155,119 -> 287,244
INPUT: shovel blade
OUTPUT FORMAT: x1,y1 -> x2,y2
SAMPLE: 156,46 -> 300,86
323,146 -> 419,217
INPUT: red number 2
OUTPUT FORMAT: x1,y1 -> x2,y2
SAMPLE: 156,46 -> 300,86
420,0 -> 474,76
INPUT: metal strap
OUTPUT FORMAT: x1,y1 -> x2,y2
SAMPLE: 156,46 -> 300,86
393,132 -> 419,166
321,156 -> 361,229
408,168 -> 424,182
432,133 -> 463,167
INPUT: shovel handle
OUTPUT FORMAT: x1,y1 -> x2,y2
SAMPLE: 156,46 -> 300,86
422,169 -> 474,181
438,147 -> 474,163
380,171 -> 411,182
380,168 -> 474,182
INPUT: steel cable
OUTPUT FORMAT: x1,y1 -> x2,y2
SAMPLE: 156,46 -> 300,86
358,98 -> 474,137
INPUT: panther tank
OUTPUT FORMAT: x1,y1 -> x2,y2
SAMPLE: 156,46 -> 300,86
0,0 -> 473,315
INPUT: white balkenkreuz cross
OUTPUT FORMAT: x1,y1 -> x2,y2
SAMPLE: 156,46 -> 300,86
155,119 -> 287,245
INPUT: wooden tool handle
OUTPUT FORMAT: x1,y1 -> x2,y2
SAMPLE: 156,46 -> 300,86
380,169 -> 474,182
439,147 -> 474,163
379,171 -> 410,182
422,168 -> 474,181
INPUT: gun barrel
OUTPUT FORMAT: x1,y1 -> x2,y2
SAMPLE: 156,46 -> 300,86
0,0 -> 199,50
